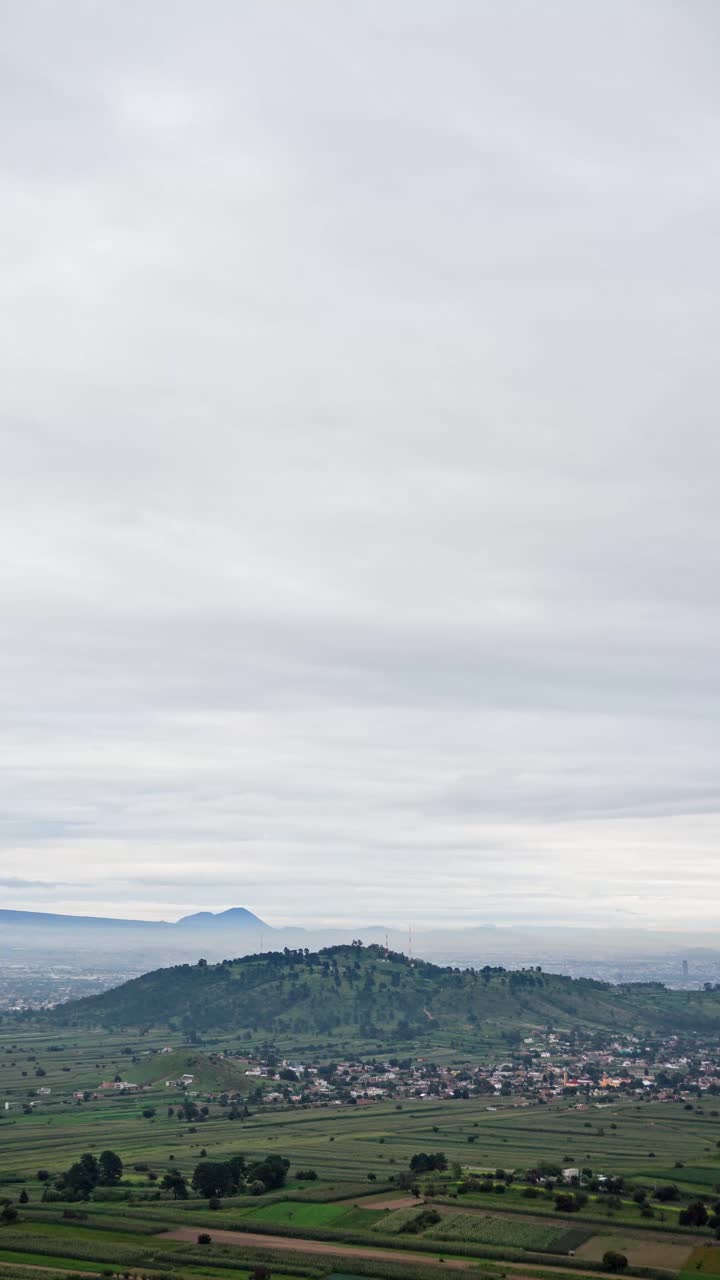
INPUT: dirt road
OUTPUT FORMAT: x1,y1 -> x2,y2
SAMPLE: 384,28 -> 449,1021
162,1224 -> 612,1277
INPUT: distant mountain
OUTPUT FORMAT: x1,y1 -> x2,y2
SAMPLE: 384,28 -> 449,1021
0,906 -> 269,931
176,907 -> 268,929
45,942 -> 720,1040
0,909 -> 172,930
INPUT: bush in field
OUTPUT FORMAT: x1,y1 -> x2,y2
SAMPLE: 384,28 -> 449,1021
603,1250 -> 628,1272
400,1209 -> 441,1234
409,1153 -> 447,1174
197,1233 -> 212,1245
654,1183 -> 680,1202
679,1200 -> 708,1227
554,1192 -> 581,1213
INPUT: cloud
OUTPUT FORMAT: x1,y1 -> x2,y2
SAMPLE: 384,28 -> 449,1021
1,1 -> 719,928
0,877 -> 77,891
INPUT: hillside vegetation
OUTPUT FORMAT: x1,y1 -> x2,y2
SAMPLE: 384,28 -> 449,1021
122,1048 -> 251,1091
42,943 -> 720,1040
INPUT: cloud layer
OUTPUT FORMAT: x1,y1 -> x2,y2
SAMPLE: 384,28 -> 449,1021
2,1 -> 720,927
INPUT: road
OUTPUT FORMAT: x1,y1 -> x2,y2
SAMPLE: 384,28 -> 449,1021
162,1224 -> 618,1277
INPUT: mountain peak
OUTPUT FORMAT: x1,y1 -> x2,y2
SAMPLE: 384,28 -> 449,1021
176,907 -> 268,929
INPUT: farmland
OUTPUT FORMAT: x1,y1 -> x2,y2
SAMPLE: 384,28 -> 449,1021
7,943 -> 720,1280
3,1021 -> 720,1280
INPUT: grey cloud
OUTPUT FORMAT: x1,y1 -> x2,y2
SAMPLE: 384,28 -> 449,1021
1,1 -> 719,928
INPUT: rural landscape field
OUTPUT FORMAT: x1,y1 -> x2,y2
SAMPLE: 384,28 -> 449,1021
3,946 -> 720,1280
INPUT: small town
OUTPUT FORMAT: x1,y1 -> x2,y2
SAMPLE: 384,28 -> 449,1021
6,1026 -> 720,1119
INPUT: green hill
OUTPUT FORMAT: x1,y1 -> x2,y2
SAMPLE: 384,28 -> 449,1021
44,943 -> 720,1042
123,1048 -> 251,1091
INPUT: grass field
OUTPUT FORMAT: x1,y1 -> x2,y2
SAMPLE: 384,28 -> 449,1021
4,1022 -> 720,1279
681,1245 -> 720,1275
575,1233 -> 694,1268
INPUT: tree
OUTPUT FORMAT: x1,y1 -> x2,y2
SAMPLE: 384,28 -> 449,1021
227,1155 -> 247,1187
62,1153 -> 100,1200
247,1156 -> 289,1191
18,1190 -> 29,1205
192,1162 -> 235,1199
409,1152 -> 447,1174
98,1150 -> 123,1186
679,1200 -> 708,1227
603,1251 -> 628,1273
0,1202 -> 18,1225
655,1183 -> 680,1202
161,1170 -> 189,1200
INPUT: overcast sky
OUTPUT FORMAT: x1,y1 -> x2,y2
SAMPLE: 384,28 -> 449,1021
1,1 -> 719,929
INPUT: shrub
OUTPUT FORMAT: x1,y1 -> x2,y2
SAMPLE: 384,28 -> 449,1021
679,1200 -> 708,1227
400,1209 -> 441,1234
197,1233 -> 212,1245
655,1184 -> 680,1202
603,1250 -> 628,1272
554,1192 -> 580,1213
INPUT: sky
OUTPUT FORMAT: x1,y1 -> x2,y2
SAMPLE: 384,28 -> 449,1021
2,1 -> 720,930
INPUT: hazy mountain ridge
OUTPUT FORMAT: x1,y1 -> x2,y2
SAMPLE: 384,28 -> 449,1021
0,907 -> 268,931
42,943 -> 720,1040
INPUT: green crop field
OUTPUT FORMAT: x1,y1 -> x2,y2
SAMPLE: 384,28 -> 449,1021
3,1022 -> 720,1280
426,1210 -> 580,1249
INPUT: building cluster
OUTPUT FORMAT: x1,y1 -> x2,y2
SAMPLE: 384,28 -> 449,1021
231,1029 -> 720,1109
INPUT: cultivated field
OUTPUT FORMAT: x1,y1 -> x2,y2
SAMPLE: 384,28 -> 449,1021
1,1023 -> 719,1280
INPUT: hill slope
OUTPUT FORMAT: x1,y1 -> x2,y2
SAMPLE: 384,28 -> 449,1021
45,943 -> 720,1042
123,1048 -> 251,1091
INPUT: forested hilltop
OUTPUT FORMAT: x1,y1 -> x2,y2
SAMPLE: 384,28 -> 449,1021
41,943 -> 720,1040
